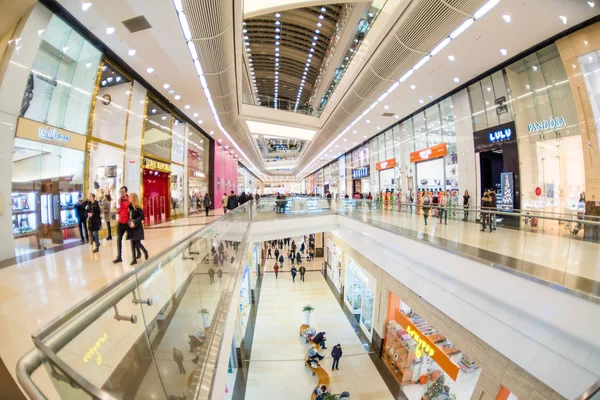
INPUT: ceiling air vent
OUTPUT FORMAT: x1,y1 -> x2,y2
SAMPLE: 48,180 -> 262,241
122,16 -> 152,33
381,112 -> 396,117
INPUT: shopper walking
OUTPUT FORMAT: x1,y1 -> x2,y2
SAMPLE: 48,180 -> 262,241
273,263 -> 279,279
291,266 -> 297,282
481,191 -> 493,232
75,195 -> 89,243
113,186 -> 130,263
217,268 -> 223,281
299,265 -> 306,282
203,193 -> 212,217
331,344 -> 343,371
87,193 -> 102,253
208,268 -> 215,284
172,347 -> 186,374
227,190 -> 239,212
278,254 -> 284,266
422,191 -> 431,226
102,194 -> 112,240
489,190 -> 497,231
296,251 -> 302,265
440,191 -> 449,225
128,193 -> 149,265
267,248 -> 272,259
274,248 -> 279,261
221,192 -> 228,214
462,190 -> 471,221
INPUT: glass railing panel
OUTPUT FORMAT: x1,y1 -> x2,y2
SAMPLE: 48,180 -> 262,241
334,200 -> 600,299
256,197 -> 331,215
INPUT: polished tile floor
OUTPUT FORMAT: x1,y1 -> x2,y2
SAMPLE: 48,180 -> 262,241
245,243 -> 393,400
0,211 -> 224,399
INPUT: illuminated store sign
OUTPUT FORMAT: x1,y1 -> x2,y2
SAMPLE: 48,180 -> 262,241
395,310 -> 459,380
376,158 -> 397,171
500,172 -> 514,211
410,143 -> 447,163
143,157 -> 172,173
352,166 -> 370,179
528,116 -> 566,133
488,126 -> 512,144
38,126 -> 71,143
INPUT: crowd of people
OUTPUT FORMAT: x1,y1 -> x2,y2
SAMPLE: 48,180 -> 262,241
74,186 -> 149,265
221,191 -> 259,214
267,235 -> 316,280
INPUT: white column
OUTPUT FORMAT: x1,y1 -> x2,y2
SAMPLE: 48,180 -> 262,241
0,4 -> 52,262
123,81 -> 146,195
452,89 -> 477,220
182,123 -> 190,216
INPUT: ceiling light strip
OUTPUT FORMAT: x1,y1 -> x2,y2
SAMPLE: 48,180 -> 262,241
294,9 -> 325,112
297,0 -> 501,178
274,13 -> 281,109
172,1 -> 263,178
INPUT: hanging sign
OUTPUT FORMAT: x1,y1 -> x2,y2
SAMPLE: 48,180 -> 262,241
395,310 -> 459,381
376,158 -> 397,171
410,143 -> 447,163
473,121 -> 517,152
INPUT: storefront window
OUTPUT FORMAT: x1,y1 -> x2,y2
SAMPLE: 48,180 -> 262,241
344,258 -> 375,337
505,44 -> 583,212
171,116 -> 185,164
426,104 -> 443,146
21,16 -> 102,135
88,141 -> 124,208
91,62 -> 133,144
580,50 -> 600,150
170,164 -> 184,216
12,136 -> 85,249
187,125 -> 208,212
143,97 -> 172,161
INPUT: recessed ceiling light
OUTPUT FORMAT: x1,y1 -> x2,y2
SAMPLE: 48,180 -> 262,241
198,120 -> 203,124
502,14 -> 511,23
275,21 -> 280,26
384,105 -> 389,109
377,126 -> 381,130
500,48 -> 508,56
453,77 -> 460,83
487,87 -> 491,92
168,90 -> 175,94
364,135 -> 367,139
275,13 -> 281,18
532,65 -> 538,71
163,83 -> 170,89
146,67 -> 154,73
394,115 -> 399,119
193,113 -> 198,117
588,1 -> 596,7
218,139 -> 223,143
410,85 -> 416,90
317,22 -> 322,27
185,105 -> 190,109
559,16 -> 567,25
151,109 -> 157,113
161,116 -> 167,120
209,130 -> 214,135
106,27 -> 115,35
419,99 -> 424,104
128,49 -> 136,56
174,95 -> 181,100
448,55 -> 455,61
82,2 -> 92,11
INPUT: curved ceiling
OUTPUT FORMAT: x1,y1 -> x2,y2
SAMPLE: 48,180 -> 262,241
243,4 -> 349,111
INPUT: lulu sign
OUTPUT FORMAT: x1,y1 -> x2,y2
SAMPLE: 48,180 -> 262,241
395,309 -> 459,380
376,158 -> 396,171
410,143 -> 447,163
143,157 -> 172,173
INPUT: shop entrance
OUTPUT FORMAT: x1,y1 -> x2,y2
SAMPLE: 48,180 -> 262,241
379,168 -> 395,191
479,150 -> 503,194
143,169 -> 170,223
352,179 -> 361,195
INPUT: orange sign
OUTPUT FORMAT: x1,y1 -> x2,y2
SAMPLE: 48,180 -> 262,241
376,158 -> 396,171
395,310 -> 459,380
410,143 -> 447,163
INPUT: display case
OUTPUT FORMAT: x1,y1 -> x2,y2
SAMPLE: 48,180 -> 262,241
41,194 -> 52,225
60,191 -> 79,228
360,290 -> 374,333
11,192 -> 37,237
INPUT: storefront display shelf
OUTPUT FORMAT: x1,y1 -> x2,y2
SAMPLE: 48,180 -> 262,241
12,210 -> 36,215
13,231 -> 37,238
458,354 -> 479,373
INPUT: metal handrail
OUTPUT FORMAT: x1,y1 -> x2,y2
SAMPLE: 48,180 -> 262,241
16,204 -> 252,400
335,200 -> 600,227
575,379 -> 600,400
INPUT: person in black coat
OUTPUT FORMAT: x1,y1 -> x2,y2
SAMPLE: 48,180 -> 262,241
227,191 -> 239,211
331,344 -> 343,371
203,193 -> 212,217
313,331 -> 327,349
239,192 -> 247,205
127,193 -> 148,265
74,195 -> 89,243
87,193 -> 102,252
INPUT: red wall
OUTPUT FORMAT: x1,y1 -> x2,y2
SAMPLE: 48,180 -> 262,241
213,142 -> 238,200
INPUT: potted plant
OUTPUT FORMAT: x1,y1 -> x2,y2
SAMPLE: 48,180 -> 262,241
322,393 -> 338,400
302,304 -> 315,325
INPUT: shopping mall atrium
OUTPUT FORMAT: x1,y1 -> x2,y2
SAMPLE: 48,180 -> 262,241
1,0 -> 600,399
